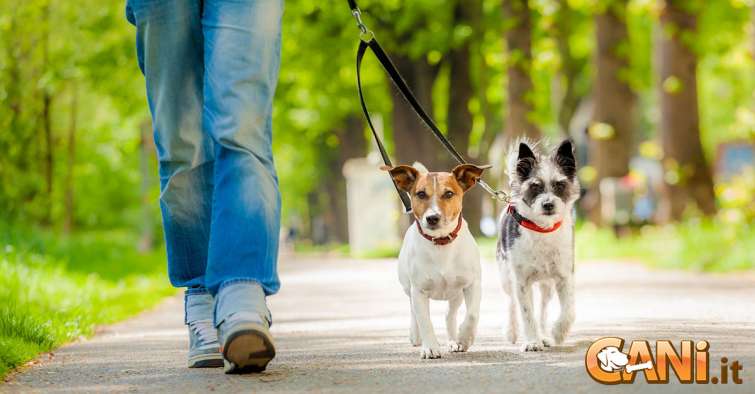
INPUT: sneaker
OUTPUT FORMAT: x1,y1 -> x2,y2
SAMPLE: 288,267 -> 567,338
215,282 -> 276,374
186,292 -> 223,368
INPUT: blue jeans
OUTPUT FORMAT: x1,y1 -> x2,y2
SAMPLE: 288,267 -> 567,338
126,0 -> 282,296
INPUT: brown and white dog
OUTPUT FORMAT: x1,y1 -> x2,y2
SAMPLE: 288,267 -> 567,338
383,163 -> 490,359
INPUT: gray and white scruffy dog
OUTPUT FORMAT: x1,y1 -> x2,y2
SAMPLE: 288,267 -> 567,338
496,139 -> 580,352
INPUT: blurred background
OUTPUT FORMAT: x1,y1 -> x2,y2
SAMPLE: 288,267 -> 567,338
0,0 -> 753,377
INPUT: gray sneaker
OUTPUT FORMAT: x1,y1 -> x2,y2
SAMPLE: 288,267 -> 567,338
215,282 -> 276,374
186,293 -> 223,368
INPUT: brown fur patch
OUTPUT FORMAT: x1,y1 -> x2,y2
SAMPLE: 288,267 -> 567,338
410,172 -> 464,221
383,164 -> 489,224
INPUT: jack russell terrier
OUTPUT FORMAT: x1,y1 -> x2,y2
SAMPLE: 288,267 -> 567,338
383,163 -> 490,359
497,139 -> 580,352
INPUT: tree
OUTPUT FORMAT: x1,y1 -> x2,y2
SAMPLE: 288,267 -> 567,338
502,0 -> 540,140
366,1 -> 456,170
392,53 -> 444,169
322,115 -> 366,244
657,0 -> 716,220
446,0 -> 486,235
589,0 -> 636,222
553,0 -> 590,136
63,84 -> 77,234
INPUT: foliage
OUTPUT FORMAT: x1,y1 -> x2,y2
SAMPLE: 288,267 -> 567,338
576,219 -> 753,271
0,0 -> 151,228
0,226 -> 174,377
577,168 -> 754,271
1,0 -> 752,234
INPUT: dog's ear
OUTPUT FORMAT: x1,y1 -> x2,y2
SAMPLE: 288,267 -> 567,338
452,164 -> 492,192
597,349 -> 609,368
516,143 -> 537,181
553,139 -> 576,180
381,165 -> 420,193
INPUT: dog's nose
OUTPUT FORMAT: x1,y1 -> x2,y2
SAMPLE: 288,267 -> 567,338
542,202 -> 555,212
426,215 -> 440,226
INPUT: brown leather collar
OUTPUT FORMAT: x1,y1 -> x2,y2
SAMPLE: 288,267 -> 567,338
415,215 -> 463,246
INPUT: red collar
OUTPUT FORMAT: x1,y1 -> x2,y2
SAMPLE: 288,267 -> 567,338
415,215 -> 463,246
507,205 -> 562,233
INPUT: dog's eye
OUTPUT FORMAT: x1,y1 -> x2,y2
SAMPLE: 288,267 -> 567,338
530,183 -> 543,192
416,191 -> 428,199
442,191 -> 455,199
552,181 -> 566,192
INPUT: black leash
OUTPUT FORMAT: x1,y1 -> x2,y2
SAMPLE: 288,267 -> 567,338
349,0 -> 509,214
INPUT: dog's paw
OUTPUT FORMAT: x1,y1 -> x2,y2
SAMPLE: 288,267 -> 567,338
541,337 -> 554,347
447,341 -> 467,352
420,345 -> 442,359
551,323 -> 569,344
506,329 -> 517,344
521,341 -> 544,352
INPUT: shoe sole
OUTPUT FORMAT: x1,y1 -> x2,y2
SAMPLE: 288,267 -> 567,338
222,323 -> 276,374
188,352 -> 224,368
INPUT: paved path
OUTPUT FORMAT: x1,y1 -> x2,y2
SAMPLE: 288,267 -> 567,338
4,257 -> 755,393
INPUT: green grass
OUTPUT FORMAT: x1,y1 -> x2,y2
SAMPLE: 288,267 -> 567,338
412,219 -> 754,272
575,219 -> 754,271
0,227 -> 175,377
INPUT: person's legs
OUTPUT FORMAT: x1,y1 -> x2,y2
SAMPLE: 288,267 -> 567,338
200,0 -> 283,373
202,0 -> 283,297
126,0 -> 221,368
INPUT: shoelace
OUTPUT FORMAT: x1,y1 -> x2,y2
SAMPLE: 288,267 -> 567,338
189,319 -> 217,344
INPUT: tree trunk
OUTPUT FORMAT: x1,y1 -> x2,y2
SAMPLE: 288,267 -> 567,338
502,0 -> 540,140
657,0 -> 716,220
63,84 -> 77,234
324,115 -> 366,244
554,0 -> 588,136
391,54 -> 443,170
589,1 -> 636,223
138,119 -> 155,251
41,1 -> 53,225
752,4 -> 755,62
446,0 -> 485,235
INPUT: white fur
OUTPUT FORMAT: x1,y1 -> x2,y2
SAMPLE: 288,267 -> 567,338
398,217 -> 482,359
499,211 -> 575,351
497,140 -> 579,352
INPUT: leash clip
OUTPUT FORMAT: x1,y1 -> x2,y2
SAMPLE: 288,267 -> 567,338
351,9 -> 374,42
478,180 -> 510,204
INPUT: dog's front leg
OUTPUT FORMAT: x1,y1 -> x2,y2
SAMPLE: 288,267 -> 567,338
456,280 -> 481,352
411,288 -> 441,359
552,275 -> 575,344
516,281 -> 543,351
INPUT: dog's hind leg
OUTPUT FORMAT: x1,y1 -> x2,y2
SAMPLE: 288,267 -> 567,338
446,294 -> 463,351
501,273 -> 518,344
538,282 -> 554,347
457,280 -> 481,352
552,276 -> 575,345
409,298 -> 421,346
505,294 -> 518,344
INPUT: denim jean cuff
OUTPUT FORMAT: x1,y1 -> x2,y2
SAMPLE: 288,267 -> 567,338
214,280 -> 271,327
185,286 -> 209,296
184,291 -> 214,325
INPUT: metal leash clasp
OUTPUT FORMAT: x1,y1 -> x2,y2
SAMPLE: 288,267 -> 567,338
351,8 -> 374,42
478,180 -> 510,204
